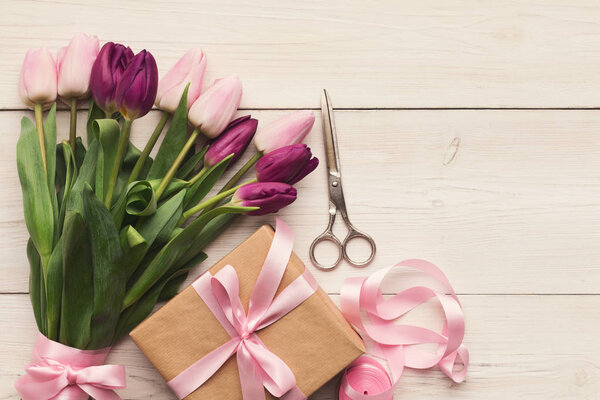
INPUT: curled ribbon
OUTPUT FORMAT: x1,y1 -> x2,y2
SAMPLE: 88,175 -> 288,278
167,217 -> 318,400
14,332 -> 126,400
339,259 -> 469,399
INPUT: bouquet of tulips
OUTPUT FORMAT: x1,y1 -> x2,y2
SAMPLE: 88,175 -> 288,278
16,33 -> 319,352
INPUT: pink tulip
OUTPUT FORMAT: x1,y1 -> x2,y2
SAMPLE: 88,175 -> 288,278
155,48 -> 206,113
188,75 -> 242,138
254,110 -> 315,153
57,33 -> 99,99
18,48 -> 57,109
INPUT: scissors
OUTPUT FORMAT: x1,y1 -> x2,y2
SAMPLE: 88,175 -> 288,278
309,90 -> 376,270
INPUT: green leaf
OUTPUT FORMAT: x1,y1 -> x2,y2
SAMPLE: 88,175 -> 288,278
176,146 -> 207,180
123,205 -> 255,308
115,248 -> 206,342
74,136 -> 87,169
44,104 -> 58,242
146,86 -> 189,180
120,226 -> 149,280
45,239 -> 63,341
86,100 -> 107,146
60,211 -> 93,348
157,271 -> 189,302
137,190 -> 186,249
58,142 -> 78,231
114,142 -> 152,200
55,145 -> 66,211
66,139 -> 99,214
17,117 -> 54,263
124,182 -> 157,216
183,154 -> 233,210
111,180 -> 157,228
82,185 -> 125,349
158,252 -> 207,302
27,238 -> 45,334
148,178 -> 188,200
178,213 -> 239,266
125,190 -> 187,282
94,119 -> 121,203
113,261 -> 196,342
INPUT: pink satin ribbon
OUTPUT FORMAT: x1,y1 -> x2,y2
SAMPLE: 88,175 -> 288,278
167,217 -> 318,400
339,259 -> 469,400
14,332 -> 126,400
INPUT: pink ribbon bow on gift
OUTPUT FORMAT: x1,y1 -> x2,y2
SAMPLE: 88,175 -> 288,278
168,217 -> 318,400
339,259 -> 469,399
15,333 -> 126,400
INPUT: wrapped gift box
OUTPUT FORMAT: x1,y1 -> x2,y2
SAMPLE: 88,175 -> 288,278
130,224 -> 365,399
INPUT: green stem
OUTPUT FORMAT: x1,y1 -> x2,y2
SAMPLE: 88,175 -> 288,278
39,254 -> 50,336
180,179 -> 255,223
128,111 -> 171,184
104,119 -> 133,207
188,166 -> 208,185
34,104 -> 47,177
69,98 -> 77,151
218,152 -> 262,193
155,128 -> 200,200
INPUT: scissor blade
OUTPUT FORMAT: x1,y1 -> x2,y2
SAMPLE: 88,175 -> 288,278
321,89 -> 340,175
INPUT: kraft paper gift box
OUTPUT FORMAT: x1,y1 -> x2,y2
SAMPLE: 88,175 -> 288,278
130,224 -> 365,399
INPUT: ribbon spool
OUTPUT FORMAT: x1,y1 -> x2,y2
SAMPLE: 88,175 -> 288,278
339,356 -> 393,400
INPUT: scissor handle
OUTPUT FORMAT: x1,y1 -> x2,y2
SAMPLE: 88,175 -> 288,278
309,230 -> 343,270
341,225 -> 376,267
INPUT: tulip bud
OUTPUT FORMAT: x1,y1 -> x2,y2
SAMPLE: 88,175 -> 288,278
115,50 -> 159,120
256,144 -> 319,185
188,75 -> 242,138
155,48 -> 206,113
253,110 -> 315,154
204,115 -> 258,168
90,42 -> 134,114
232,182 -> 297,216
18,48 -> 58,109
57,33 -> 99,99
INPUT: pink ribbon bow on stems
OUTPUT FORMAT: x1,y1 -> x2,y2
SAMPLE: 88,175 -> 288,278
14,333 -> 126,400
168,217 -> 318,400
339,259 -> 469,400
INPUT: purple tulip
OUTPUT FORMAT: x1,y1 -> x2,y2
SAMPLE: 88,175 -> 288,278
115,50 -> 158,120
232,182 -> 297,216
204,115 -> 258,168
255,144 -> 319,185
90,42 -> 134,114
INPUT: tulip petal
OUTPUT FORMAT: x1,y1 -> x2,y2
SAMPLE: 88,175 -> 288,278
19,48 -> 57,108
188,75 -> 243,138
254,110 -> 315,153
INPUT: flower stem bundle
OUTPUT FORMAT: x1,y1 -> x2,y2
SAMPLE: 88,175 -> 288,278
16,35 -> 319,351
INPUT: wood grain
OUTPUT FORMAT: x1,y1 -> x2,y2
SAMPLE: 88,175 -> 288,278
3,0 -> 600,109
2,1 -> 600,399
2,294 -> 599,399
2,109 -> 599,295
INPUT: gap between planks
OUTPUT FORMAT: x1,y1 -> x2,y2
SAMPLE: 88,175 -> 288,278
5,107 -> 600,112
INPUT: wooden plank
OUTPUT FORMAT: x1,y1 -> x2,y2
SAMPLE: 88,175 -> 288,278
3,0 -> 600,108
2,109 -> 600,294
1,293 -> 599,399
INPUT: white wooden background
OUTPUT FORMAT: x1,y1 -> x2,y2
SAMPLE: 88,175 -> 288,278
1,1 -> 600,399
